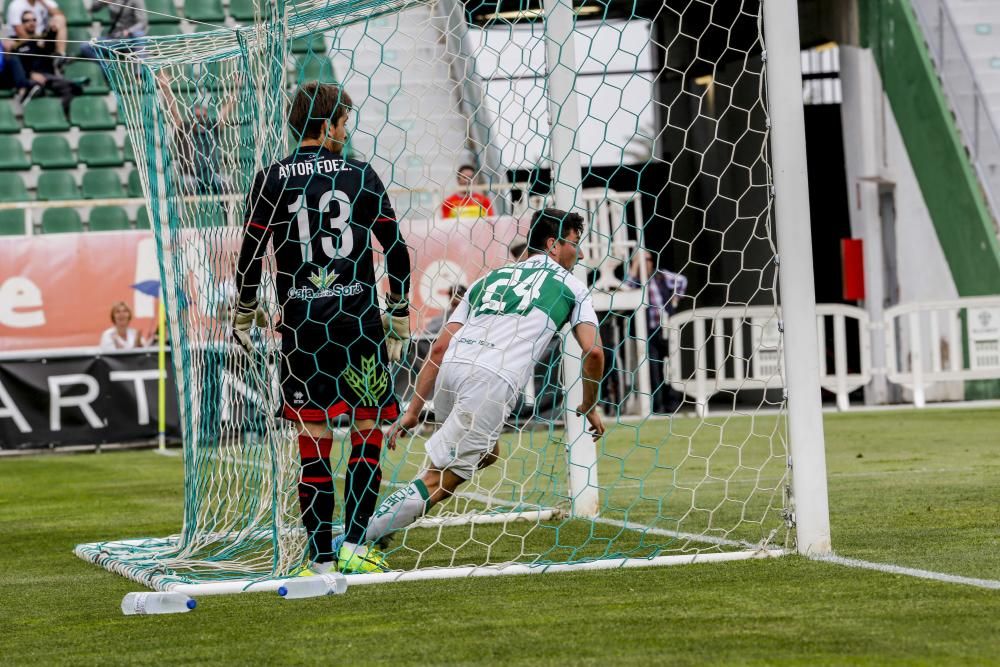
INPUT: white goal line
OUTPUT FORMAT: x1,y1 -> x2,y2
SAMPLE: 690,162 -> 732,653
812,554 -> 1000,590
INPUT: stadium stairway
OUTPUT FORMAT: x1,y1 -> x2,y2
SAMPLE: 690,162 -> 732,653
328,3 -> 477,220
859,0 -> 1000,296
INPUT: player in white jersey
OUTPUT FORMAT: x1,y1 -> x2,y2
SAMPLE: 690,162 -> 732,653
353,208 -> 605,549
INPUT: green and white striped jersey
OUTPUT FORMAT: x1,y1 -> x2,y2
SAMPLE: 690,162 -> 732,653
444,254 -> 599,390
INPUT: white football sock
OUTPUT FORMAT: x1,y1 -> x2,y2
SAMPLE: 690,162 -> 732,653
365,479 -> 431,545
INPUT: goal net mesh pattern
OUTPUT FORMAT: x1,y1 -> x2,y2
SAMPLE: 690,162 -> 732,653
75,0 -> 790,589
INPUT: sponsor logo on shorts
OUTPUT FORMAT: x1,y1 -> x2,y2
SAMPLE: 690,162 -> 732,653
287,283 -> 363,300
457,337 -> 497,348
341,354 -> 389,404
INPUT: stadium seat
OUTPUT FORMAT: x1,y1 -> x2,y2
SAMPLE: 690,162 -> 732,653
0,172 -> 29,201
31,135 -> 76,169
147,23 -> 182,37
184,0 -> 225,23
88,205 -> 131,231
0,136 -> 30,170
145,0 -> 180,23
91,5 -> 110,26
36,171 -> 80,200
0,100 -> 20,133
135,205 -> 150,229
23,98 -> 70,132
61,0 -> 91,26
70,97 -> 117,130
228,0 -> 255,22
41,207 -> 84,233
82,169 -> 126,199
292,56 -> 338,85
66,27 -> 91,58
291,34 -> 325,55
123,135 -> 136,163
78,133 -> 124,167
0,209 -> 26,235
64,61 -> 110,95
127,169 -> 143,197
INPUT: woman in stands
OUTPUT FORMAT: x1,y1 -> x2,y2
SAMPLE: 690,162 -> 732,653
99,301 -> 150,350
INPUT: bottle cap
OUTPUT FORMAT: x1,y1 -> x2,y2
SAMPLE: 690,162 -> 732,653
277,586 -> 288,597
186,599 -> 197,610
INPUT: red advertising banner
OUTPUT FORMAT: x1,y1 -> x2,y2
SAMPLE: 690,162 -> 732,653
0,217 -> 526,352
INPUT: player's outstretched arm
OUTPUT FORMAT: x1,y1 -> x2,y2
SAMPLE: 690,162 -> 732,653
388,321 -> 461,449
368,168 -> 413,362
232,171 -> 274,354
572,322 -> 606,438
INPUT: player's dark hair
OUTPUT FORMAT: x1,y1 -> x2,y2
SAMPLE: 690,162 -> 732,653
527,208 -> 585,254
457,164 -> 476,174
288,82 -> 353,141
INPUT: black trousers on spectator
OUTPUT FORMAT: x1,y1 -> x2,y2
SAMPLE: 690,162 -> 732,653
647,329 -> 678,413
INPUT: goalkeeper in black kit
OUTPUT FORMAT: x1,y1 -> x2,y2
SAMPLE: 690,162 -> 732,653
232,82 -> 411,575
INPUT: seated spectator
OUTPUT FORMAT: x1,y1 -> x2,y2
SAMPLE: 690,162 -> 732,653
423,284 -> 466,336
10,10 -> 82,113
0,42 -> 39,102
6,0 -> 66,65
99,301 -> 150,350
79,0 -> 147,62
441,164 -> 494,219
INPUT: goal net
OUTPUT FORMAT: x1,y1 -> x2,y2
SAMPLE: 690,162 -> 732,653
76,0 -> 791,592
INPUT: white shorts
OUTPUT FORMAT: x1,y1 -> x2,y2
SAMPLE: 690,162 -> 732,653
425,362 -> 518,480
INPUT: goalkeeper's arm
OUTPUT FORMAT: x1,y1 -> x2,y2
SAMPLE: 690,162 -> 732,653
232,172 -> 274,353
372,215 -> 412,362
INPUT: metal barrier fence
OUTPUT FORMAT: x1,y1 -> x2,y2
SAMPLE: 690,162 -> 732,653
667,297 -> 1000,415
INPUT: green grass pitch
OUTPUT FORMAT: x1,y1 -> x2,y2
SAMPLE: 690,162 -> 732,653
1,407 -> 998,665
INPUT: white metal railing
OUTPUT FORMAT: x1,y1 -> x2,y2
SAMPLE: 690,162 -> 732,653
667,297 -> 1000,414
912,0 -> 1000,227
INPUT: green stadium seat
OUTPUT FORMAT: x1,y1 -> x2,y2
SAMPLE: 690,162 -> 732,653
36,171 -> 80,200
123,135 -> 136,163
66,27 -> 92,58
0,173 -> 29,201
0,101 -> 20,133
228,0 -> 255,22
61,0 -> 91,26
146,23 -> 182,37
31,135 -> 76,169
64,61 -> 110,95
136,205 -> 150,229
78,133 -> 124,167
0,209 -> 26,235
184,0 -> 225,23
145,0 -> 180,24
70,97 -> 117,130
23,98 -> 70,132
292,56 -> 338,85
82,169 -> 125,199
127,169 -> 143,197
0,136 -> 30,170
291,33 -> 325,55
41,208 -> 84,233
88,205 -> 131,231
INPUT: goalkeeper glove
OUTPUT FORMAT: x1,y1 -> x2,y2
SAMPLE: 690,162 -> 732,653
232,301 -> 267,354
382,295 -> 410,363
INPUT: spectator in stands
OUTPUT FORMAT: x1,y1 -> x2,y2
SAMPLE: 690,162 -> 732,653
441,164 -> 494,219
0,42 -> 40,102
5,0 -> 66,66
100,302 -> 150,350
10,10 -> 83,113
78,0 -> 147,62
423,284 -> 466,336
626,250 -> 688,413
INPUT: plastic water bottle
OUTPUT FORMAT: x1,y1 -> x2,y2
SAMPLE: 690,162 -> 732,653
121,592 -> 197,615
277,573 -> 348,599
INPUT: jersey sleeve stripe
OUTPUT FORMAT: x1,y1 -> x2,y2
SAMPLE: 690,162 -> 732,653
246,221 -> 268,231
375,217 -> 396,223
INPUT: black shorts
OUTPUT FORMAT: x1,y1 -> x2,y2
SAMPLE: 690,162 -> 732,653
279,320 -> 399,423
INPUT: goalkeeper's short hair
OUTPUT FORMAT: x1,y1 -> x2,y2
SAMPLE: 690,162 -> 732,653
288,82 -> 353,141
